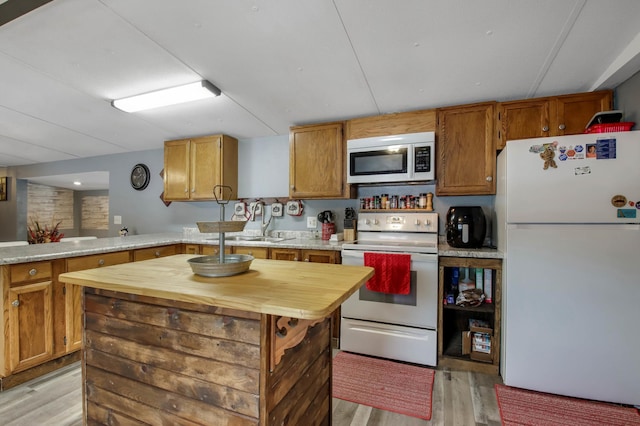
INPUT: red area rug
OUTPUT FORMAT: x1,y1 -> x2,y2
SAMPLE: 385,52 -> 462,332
495,384 -> 640,426
332,351 -> 435,420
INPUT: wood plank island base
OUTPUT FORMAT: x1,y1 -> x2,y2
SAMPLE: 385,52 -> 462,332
59,255 -> 373,425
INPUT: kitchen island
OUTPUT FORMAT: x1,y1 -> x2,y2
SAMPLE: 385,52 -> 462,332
59,254 -> 373,425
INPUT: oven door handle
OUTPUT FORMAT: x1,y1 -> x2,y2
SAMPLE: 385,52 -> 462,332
341,250 -> 438,263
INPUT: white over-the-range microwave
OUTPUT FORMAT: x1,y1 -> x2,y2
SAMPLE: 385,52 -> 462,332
346,131 -> 435,184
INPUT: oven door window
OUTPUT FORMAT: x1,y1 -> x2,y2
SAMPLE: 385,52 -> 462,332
358,271 -> 417,306
350,147 -> 408,176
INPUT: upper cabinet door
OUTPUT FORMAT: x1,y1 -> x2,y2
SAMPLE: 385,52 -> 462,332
190,136 -> 221,200
289,122 -> 352,199
496,90 -> 613,149
436,102 -> 497,196
497,99 -> 551,149
164,140 -> 191,201
164,135 -> 238,201
552,91 -> 612,136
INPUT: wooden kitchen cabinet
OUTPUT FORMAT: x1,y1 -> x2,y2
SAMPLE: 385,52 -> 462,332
201,245 -> 232,256
346,108 -> 437,140
65,251 -> 131,352
496,90 -> 612,149
270,248 -> 301,261
164,134 -> 238,201
232,246 -> 269,259
270,248 -> 340,264
4,261 -> 54,374
182,244 -> 201,255
438,257 -> 502,375
269,248 -> 341,344
436,102 -> 497,196
302,249 -> 340,264
289,122 -> 355,199
133,244 -> 178,261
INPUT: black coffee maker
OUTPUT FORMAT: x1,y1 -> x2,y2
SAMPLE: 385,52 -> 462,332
446,206 -> 486,248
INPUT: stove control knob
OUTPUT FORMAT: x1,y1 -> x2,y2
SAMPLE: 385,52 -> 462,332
372,219 -> 379,225
414,219 -> 421,226
363,219 -> 370,225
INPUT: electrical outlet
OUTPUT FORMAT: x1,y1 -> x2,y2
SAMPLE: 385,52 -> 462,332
114,215 -> 122,225
307,216 -> 317,228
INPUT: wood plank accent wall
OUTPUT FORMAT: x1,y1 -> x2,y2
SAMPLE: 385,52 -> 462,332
27,183 -> 74,229
84,288 -> 262,425
265,316 -> 331,425
80,195 -> 108,230
81,287 -> 333,425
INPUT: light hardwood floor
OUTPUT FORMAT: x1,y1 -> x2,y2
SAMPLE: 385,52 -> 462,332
0,360 -> 503,425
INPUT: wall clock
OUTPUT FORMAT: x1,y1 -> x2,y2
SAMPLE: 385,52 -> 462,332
130,163 -> 150,190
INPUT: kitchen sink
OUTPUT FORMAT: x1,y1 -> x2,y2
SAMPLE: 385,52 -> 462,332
205,236 -> 294,243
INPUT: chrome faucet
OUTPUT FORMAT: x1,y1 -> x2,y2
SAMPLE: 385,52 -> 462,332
250,201 -> 273,237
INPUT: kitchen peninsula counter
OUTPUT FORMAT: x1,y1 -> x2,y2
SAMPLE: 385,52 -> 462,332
0,232 -> 344,265
59,255 -> 373,425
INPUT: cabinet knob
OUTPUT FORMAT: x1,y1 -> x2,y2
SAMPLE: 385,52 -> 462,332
290,185 -> 295,190
11,299 -> 20,307
304,258 -> 310,262
29,268 -> 37,276
98,259 -> 105,266
486,176 -> 493,182
294,257 -> 299,261
558,124 -> 566,130
542,125 -> 549,132
155,251 -> 161,257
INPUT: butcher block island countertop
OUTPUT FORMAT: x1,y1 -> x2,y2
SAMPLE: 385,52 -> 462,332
59,254 -> 373,425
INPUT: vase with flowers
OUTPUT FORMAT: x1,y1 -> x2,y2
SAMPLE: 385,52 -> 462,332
27,219 -> 64,244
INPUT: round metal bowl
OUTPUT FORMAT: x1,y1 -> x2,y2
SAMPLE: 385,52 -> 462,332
187,254 -> 254,277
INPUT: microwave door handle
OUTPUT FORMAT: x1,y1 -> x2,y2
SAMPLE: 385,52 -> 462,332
407,144 -> 415,180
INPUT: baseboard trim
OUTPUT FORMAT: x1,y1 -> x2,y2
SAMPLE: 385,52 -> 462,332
0,351 -> 81,391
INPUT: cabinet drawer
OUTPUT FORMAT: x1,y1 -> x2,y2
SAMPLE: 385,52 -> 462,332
233,246 -> 269,259
66,251 -> 131,272
133,245 -> 178,261
271,248 -> 301,261
201,245 -> 232,256
301,250 -> 339,264
10,261 -> 52,284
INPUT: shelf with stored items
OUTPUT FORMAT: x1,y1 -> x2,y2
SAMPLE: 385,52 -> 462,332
438,256 -> 502,375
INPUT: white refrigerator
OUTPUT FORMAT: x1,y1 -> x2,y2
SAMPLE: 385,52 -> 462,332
495,130 -> 640,406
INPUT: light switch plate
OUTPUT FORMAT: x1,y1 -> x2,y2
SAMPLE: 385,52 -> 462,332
114,215 -> 122,225
307,216 -> 317,228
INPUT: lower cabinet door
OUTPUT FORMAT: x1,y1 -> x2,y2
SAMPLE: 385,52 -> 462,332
65,284 -> 83,352
9,281 -> 54,372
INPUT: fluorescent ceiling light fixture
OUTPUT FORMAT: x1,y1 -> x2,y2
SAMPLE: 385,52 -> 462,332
111,80 -> 221,112
73,181 -> 82,186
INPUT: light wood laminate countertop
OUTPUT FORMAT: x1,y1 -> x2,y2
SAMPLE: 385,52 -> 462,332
59,254 -> 373,320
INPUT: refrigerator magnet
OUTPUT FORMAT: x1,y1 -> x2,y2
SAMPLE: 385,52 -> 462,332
617,209 -> 637,218
574,166 -> 591,175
